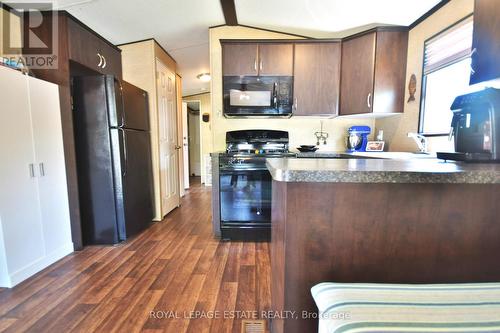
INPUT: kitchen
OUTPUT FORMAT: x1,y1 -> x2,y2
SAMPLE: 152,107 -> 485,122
1,0 -> 500,332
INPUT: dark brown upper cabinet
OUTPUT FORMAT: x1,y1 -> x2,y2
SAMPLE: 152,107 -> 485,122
67,18 -> 122,77
222,43 -> 259,76
293,42 -> 341,116
222,42 -> 293,76
258,43 -> 294,76
470,0 -> 500,85
339,29 -> 408,116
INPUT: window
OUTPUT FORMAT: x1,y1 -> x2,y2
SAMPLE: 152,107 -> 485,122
419,16 -> 473,135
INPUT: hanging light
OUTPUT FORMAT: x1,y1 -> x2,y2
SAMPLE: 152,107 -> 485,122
197,73 -> 211,82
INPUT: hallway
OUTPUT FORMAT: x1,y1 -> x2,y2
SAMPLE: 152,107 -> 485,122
0,182 -> 271,333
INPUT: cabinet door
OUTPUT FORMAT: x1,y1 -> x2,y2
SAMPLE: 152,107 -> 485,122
258,43 -> 294,76
470,0 -> 500,84
372,31 -> 408,114
67,18 -> 102,71
339,32 -> 376,115
293,43 -> 341,116
67,18 -> 122,78
28,76 -> 72,255
222,43 -> 258,76
98,39 -> 123,79
0,67 -> 44,281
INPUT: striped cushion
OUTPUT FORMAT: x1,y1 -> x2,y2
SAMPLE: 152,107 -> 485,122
311,282 -> 500,333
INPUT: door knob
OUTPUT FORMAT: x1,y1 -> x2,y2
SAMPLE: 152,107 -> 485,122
175,145 -> 182,150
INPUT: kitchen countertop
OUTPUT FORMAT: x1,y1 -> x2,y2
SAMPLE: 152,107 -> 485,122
295,151 -> 437,159
266,157 -> 500,184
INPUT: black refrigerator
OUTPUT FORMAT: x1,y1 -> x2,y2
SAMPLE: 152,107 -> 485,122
73,75 -> 154,245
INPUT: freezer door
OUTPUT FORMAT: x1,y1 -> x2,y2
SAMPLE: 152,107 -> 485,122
111,128 -> 153,240
106,78 -> 149,131
122,81 -> 150,131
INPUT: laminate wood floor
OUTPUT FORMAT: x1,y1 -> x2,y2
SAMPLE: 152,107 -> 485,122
0,180 -> 271,333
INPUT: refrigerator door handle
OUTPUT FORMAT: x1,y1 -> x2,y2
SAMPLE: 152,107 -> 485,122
116,79 -> 125,128
119,128 -> 128,177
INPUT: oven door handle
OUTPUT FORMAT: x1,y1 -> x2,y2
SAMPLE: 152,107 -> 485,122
272,82 -> 278,108
220,168 -> 269,172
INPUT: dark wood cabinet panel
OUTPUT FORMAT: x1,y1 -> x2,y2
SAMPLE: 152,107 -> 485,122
272,181 -> 500,333
67,18 -> 122,78
258,43 -> 294,76
373,31 -> 408,113
222,42 -> 293,76
293,43 -> 341,116
222,43 -> 258,76
340,32 -> 376,116
470,0 -> 500,84
98,39 -> 122,77
67,19 -> 100,70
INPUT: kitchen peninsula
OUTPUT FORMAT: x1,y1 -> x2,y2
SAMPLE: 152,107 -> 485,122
267,157 -> 500,333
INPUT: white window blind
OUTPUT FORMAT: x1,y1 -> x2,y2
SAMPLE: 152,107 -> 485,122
423,16 -> 473,75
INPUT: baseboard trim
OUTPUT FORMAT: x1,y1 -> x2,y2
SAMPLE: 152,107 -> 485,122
6,243 -> 74,288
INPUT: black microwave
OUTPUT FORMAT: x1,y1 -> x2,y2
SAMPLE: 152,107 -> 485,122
223,76 -> 293,117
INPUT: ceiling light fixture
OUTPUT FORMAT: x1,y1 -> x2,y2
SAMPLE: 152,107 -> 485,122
197,73 -> 211,82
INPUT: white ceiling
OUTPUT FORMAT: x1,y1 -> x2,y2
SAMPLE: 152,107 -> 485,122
235,0 -> 442,38
51,0 -> 442,96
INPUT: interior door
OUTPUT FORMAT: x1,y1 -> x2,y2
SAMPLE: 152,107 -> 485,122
0,67 -> 45,277
28,76 -> 72,254
182,102 -> 190,189
156,60 -> 180,217
340,32 -> 376,115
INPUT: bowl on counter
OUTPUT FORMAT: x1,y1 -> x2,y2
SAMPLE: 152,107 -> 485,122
297,145 -> 319,153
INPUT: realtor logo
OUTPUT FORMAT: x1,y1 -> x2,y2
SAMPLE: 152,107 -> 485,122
2,2 -> 58,69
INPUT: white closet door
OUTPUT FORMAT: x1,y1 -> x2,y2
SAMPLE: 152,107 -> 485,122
156,60 -> 180,216
28,76 -> 72,255
0,67 -> 45,278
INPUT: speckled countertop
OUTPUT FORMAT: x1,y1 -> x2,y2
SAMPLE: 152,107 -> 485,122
266,158 -> 500,184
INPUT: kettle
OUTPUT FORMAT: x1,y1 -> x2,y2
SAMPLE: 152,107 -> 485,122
346,126 -> 371,152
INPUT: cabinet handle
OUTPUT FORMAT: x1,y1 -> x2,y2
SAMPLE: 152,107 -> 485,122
259,60 -> 263,71
367,93 -> 372,109
29,164 -> 35,178
469,48 -> 477,75
102,55 -> 107,69
294,97 -> 298,110
39,163 -> 45,177
254,59 -> 257,72
97,53 -> 103,67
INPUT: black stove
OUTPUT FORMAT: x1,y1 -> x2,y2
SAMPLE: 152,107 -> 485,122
216,130 -> 292,241
224,129 -> 290,155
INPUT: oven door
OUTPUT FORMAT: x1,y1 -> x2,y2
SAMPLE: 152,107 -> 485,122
219,168 -> 272,225
223,76 -> 293,117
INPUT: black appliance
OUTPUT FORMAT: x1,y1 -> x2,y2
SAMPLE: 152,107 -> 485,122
216,130 -> 293,241
437,88 -> 500,162
72,75 -> 154,244
223,76 -> 293,117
